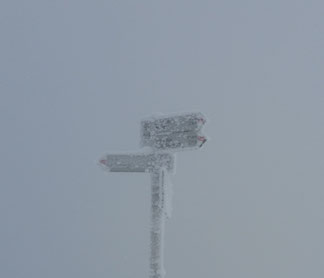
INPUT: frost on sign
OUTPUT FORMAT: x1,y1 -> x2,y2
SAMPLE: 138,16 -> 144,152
140,112 -> 207,151
98,111 -> 209,278
99,152 -> 175,173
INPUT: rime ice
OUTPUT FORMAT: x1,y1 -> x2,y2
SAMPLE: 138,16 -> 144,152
98,111 -> 208,278
99,152 -> 175,173
141,112 -> 207,151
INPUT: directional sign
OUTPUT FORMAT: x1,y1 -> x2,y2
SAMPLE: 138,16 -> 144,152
141,112 -> 206,135
141,112 -> 207,151
99,152 -> 175,173
142,131 -> 207,150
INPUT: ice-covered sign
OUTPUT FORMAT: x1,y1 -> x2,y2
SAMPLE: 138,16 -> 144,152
99,152 -> 175,173
141,112 -> 207,151
98,111 -> 208,278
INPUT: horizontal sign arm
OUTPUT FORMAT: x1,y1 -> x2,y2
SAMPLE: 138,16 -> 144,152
99,152 -> 175,173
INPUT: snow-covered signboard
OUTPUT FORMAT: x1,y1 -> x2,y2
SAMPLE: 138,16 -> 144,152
99,152 -> 175,173
140,112 -> 207,151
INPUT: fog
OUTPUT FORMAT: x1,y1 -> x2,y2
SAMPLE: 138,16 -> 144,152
1,1 -> 323,277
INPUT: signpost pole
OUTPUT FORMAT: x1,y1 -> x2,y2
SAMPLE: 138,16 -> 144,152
150,167 -> 166,278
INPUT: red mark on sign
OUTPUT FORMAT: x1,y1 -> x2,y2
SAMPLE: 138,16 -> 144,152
197,136 -> 206,141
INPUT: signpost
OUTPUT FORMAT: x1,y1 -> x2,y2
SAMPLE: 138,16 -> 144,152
98,112 -> 208,278
141,112 -> 207,151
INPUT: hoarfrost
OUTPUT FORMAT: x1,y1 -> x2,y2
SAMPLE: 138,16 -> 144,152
161,170 -> 173,219
150,169 -> 166,278
98,111 -> 208,278
98,152 -> 175,173
140,112 -> 207,152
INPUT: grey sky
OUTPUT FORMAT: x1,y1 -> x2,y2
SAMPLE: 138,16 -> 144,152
1,0 -> 324,277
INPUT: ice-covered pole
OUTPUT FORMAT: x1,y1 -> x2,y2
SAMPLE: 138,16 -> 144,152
150,168 -> 166,278
99,112 -> 208,278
